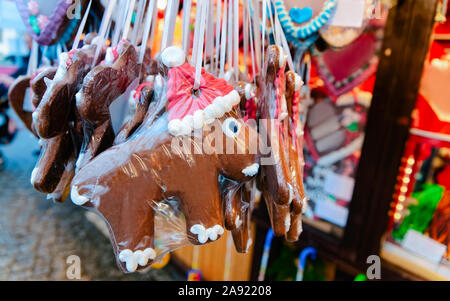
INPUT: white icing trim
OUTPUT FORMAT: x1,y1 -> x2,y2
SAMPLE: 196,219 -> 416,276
104,47 -> 115,65
70,185 -> 90,206
190,224 -> 224,244
294,73 -> 303,91
284,214 -> 291,232
235,215 -> 242,228
242,163 -> 260,177
30,167 -> 38,185
244,83 -> 255,100
161,46 -> 186,68
168,89 -> 240,136
119,248 -> 156,272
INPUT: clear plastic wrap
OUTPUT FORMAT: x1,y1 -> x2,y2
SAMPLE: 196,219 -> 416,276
70,46 -> 261,273
257,45 -> 306,242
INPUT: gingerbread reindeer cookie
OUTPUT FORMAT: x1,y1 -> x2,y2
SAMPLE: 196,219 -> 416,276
258,45 -> 300,237
284,71 -> 307,242
75,40 -> 140,170
71,46 -> 260,273
33,44 -> 101,139
8,75 -> 34,134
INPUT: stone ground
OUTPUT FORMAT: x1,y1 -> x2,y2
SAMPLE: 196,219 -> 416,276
0,114 -> 184,281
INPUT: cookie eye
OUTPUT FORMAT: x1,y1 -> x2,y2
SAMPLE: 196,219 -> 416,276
222,117 -> 241,138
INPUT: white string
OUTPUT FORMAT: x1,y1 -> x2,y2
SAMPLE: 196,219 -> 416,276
205,0 -> 214,69
131,0 -> 147,44
214,0 -> 222,74
243,0 -> 248,80
72,0 -> 92,50
227,0 -> 232,75
161,0 -> 179,50
182,0 -> 192,54
219,0 -> 228,78
251,0 -> 262,74
111,0 -> 128,47
233,0 -> 239,81
139,0 -> 157,64
26,40 -> 39,76
92,0 -> 116,68
191,1 -> 202,64
148,0 -> 158,51
262,0 -> 267,75
122,0 -> 136,40
193,0 -> 208,90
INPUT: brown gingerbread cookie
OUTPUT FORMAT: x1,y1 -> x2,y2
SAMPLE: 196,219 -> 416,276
114,82 -> 154,145
71,47 -> 260,273
284,71 -> 306,242
8,75 -> 34,134
33,44 -> 101,139
75,40 -> 140,170
31,132 -> 74,193
258,45 -> 296,237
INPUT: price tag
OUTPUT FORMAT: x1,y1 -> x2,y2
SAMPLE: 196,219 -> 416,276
109,78 -> 139,134
328,0 -> 366,28
315,199 -> 349,227
402,230 -> 447,264
323,171 -> 355,201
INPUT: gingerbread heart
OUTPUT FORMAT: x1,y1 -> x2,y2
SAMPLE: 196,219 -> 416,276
312,29 -> 382,96
16,0 -> 88,46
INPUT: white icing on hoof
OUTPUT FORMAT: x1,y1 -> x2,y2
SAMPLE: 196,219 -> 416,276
301,197 -> 308,214
119,248 -> 156,272
242,163 -> 259,177
119,249 -> 138,272
30,167 -> 38,185
284,214 -> 291,232
287,183 -> 293,204
161,46 -> 186,68
190,224 -> 208,244
70,186 -> 89,206
294,73 -> 304,91
235,216 -> 242,228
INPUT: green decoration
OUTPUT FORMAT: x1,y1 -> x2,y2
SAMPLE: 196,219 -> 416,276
29,15 -> 40,35
347,122 -> 358,132
393,184 -> 444,240
354,274 -> 367,281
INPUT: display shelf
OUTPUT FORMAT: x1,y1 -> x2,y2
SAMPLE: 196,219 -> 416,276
381,241 -> 450,281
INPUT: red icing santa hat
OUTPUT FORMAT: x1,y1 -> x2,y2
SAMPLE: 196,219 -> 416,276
161,46 -> 240,136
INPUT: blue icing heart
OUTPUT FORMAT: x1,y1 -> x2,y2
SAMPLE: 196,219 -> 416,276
289,7 -> 313,24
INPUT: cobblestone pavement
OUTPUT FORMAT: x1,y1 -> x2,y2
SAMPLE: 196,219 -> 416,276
0,127 -> 184,281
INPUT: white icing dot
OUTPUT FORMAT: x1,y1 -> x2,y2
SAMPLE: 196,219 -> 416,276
161,46 -> 186,68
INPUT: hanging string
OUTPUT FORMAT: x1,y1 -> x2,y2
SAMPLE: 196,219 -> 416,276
247,0 -> 257,83
193,0 -> 208,90
139,0 -> 157,64
92,0 -> 117,68
232,0 -> 239,81
219,0 -> 228,78
122,0 -> 136,40
214,0 -> 222,75
243,0 -> 249,80
182,0 -> 192,54
111,0 -> 128,47
72,0 -> 92,50
131,0 -> 147,44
